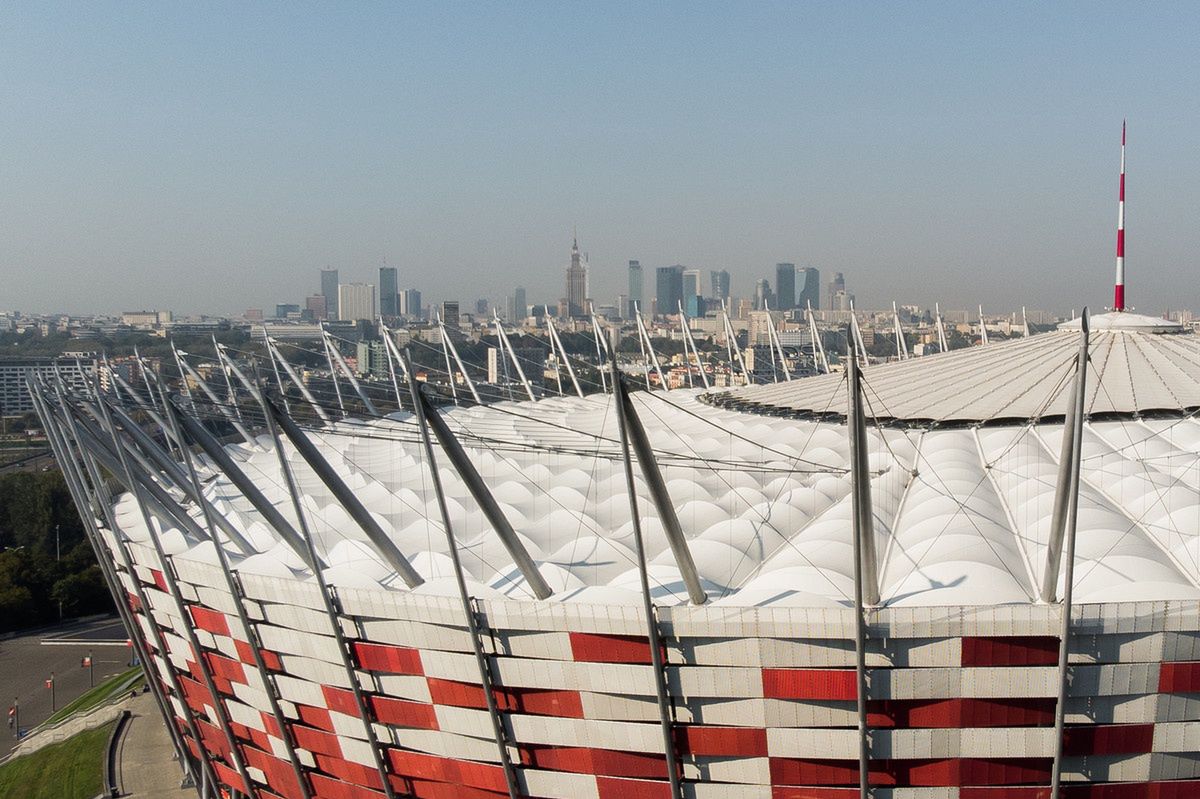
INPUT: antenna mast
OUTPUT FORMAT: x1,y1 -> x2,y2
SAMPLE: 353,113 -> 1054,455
1114,120 -> 1127,311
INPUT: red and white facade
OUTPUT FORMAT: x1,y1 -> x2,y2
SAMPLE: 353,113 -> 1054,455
40,313 -> 1200,799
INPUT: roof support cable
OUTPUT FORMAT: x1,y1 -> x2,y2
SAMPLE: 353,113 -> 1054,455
635,303 -> 668,391
612,360 -> 707,605
1048,308 -> 1090,799
264,333 -> 330,423
405,351 -> 552,599
322,329 -> 380,417
678,302 -> 711,389
94,381 -> 259,798
161,395 -> 315,799
30,381 -> 201,791
262,393 -> 423,589
721,299 -> 751,385
1042,311 -> 1090,603
589,304 -> 610,394
38,383 -> 215,794
320,327 -> 349,416
174,345 -> 256,445
547,316 -> 584,398
401,348 -> 522,799
493,311 -> 537,402
610,357 -> 687,799
807,301 -> 830,374
167,394 -> 320,570
258,390 -> 402,799
847,333 -> 876,799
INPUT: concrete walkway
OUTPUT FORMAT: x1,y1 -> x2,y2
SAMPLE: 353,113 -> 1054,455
114,693 -> 194,798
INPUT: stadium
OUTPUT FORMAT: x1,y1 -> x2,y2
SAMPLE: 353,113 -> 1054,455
32,297 -> 1200,799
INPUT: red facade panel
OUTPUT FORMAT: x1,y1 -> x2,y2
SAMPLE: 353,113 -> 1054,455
521,745 -> 669,779
369,696 -> 439,730
351,642 -> 425,675
1158,661 -> 1200,693
676,725 -> 769,757
961,636 -> 1059,667
762,669 -> 858,700
569,632 -> 654,664
189,605 -> 231,637
868,698 -> 1056,728
1062,724 -> 1155,756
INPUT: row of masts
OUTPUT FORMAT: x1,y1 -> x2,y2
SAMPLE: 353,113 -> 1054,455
192,300 -> 1035,422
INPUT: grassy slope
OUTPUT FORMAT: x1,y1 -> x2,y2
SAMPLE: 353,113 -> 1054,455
0,720 -> 115,799
45,666 -> 143,726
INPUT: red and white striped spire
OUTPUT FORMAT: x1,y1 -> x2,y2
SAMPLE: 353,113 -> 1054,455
1114,120 -> 1127,311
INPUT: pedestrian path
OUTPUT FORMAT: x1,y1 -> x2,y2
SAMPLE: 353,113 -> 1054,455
114,693 -> 193,798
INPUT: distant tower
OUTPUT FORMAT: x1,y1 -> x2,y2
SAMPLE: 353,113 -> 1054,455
654,266 -> 684,318
379,267 -> 398,317
797,266 -> 821,309
1114,120 -> 1127,311
627,261 -> 644,318
775,263 -> 796,310
754,279 -> 774,311
337,283 -> 376,322
827,272 -> 845,311
565,232 -> 588,318
321,268 -> 339,320
513,286 -> 527,321
710,270 -> 731,302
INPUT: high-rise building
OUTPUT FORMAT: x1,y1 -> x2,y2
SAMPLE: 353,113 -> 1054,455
797,266 -> 821,310
399,289 -> 422,319
508,287 -> 527,322
337,283 -> 376,322
565,234 -> 588,318
827,272 -> 846,310
775,263 -> 796,310
321,268 -> 339,320
655,266 -> 684,318
475,299 -> 489,318
275,304 -> 300,319
441,300 -> 460,326
305,295 -> 327,321
754,279 -> 774,311
379,267 -> 398,317
710,270 -> 731,302
627,261 -> 643,318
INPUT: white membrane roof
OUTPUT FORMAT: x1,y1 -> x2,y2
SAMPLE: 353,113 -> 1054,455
714,313 -> 1200,424
111,318 -> 1200,608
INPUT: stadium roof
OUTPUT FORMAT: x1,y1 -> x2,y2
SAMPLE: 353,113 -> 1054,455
107,316 -> 1200,610
711,312 -> 1198,425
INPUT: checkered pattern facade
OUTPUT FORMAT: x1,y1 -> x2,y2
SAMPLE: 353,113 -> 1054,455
97,525 -> 1200,799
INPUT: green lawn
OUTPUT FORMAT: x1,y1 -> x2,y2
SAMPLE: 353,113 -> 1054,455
0,719 -> 116,799
45,667 -> 143,726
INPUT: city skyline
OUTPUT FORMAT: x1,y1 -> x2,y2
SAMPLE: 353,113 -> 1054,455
3,4 -> 1200,315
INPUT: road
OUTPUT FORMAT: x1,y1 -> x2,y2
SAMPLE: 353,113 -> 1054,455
0,615 -> 132,757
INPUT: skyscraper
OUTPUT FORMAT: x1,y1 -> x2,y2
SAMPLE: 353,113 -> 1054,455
305,295 -> 327,321
797,266 -> 821,310
565,233 -> 588,318
655,266 -> 684,318
710,270 -> 731,302
379,267 -> 398,317
775,263 -> 796,310
627,261 -> 643,318
441,300 -> 460,326
754,279 -> 774,311
827,272 -> 846,310
337,283 -> 376,322
399,289 -> 422,319
513,287 -> 527,320
321,268 -> 339,319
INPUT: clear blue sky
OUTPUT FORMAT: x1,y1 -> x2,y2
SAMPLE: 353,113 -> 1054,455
2,2 -> 1199,316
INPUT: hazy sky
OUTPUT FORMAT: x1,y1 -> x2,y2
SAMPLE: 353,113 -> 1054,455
3,2 -> 1199,316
